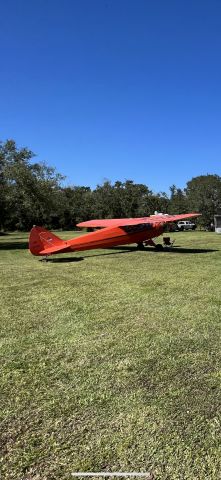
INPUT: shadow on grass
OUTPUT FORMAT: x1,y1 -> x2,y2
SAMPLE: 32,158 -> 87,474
45,257 -> 84,263
105,245 -> 218,254
0,241 -> 28,250
161,247 -> 219,254
43,246 -> 218,262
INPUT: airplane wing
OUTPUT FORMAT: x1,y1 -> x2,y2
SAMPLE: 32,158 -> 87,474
77,213 -> 200,228
147,213 -> 201,223
77,219 -> 130,228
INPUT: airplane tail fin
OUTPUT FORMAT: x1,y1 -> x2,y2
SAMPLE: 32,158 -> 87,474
29,226 -> 66,255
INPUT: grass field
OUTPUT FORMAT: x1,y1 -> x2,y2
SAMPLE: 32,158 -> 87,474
1,230 -> 221,480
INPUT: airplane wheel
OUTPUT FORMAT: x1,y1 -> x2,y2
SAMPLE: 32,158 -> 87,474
137,242 -> 145,250
155,244 -> 164,251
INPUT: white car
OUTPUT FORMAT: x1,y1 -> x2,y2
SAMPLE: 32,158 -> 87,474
177,220 -> 196,231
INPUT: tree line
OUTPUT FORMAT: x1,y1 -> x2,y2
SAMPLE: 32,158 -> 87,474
1,139 -> 221,231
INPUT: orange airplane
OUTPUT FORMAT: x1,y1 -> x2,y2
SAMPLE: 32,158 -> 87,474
29,213 -> 200,258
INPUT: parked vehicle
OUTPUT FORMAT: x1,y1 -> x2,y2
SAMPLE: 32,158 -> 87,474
177,220 -> 196,231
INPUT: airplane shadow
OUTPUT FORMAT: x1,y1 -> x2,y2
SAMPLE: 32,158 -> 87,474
46,245 -> 218,262
158,247 -> 218,254
105,245 -> 218,254
43,257 -> 84,263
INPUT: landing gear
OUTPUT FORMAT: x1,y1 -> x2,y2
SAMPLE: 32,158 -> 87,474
144,237 -> 174,251
144,239 -> 156,247
40,255 -> 50,262
144,239 -> 164,250
137,242 -> 145,250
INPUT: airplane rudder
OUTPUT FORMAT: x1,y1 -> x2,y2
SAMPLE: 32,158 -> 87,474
29,226 -> 63,255
29,225 -> 44,255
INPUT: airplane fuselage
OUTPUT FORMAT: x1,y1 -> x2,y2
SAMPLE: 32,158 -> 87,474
64,223 -> 164,252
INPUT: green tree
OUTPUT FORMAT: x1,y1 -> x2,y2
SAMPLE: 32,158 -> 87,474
185,175 -> 221,226
62,186 -> 92,228
122,180 -> 152,217
168,185 -> 187,214
91,180 -> 152,219
0,139 -> 65,230
145,191 -> 169,215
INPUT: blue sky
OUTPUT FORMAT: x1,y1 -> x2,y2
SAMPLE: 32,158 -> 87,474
1,0 -> 221,193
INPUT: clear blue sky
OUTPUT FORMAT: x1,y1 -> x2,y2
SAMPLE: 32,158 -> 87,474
1,0 -> 221,193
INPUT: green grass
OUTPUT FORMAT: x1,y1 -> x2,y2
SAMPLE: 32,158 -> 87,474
0,231 -> 221,480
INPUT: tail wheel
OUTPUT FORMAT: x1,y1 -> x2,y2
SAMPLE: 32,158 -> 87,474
137,242 -> 145,250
